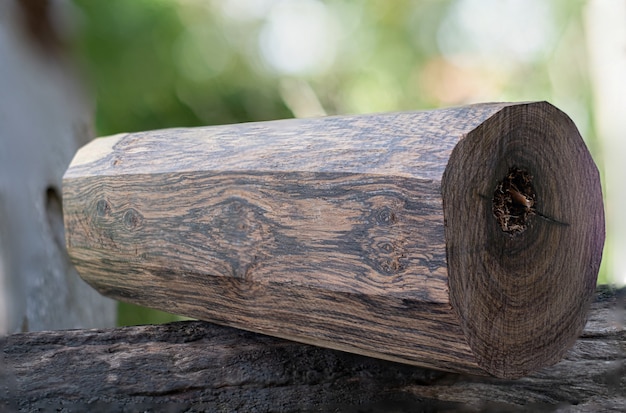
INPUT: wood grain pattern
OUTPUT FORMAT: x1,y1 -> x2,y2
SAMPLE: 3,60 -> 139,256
2,287 -> 624,412
62,102 -> 605,378
442,102 -> 605,378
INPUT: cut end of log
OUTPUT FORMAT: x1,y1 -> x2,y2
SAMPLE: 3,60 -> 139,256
443,101 -> 605,378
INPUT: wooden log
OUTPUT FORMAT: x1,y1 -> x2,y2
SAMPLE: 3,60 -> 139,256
1,287 -> 624,412
62,102 -> 605,379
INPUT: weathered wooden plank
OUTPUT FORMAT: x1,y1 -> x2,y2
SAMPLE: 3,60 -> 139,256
63,102 -> 604,378
1,287 -> 624,412
0,0 -> 116,335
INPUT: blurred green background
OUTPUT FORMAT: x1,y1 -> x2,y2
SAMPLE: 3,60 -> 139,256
69,0 -> 611,326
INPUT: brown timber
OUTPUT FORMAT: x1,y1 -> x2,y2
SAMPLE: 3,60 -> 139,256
62,102 -> 605,378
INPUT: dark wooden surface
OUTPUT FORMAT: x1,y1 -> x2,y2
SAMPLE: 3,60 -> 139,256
1,286 -> 624,412
441,102 -> 605,378
63,102 -> 604,378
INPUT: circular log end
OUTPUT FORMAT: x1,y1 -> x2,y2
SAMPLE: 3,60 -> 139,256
442,102 -> 605,379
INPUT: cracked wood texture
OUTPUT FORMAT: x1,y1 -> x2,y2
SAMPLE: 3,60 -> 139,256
62,102 -> 604,379
1,287 -> 624,412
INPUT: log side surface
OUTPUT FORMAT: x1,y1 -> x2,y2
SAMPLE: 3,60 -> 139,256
1,286 -> 624,412
63,104 -> 509,378
63,102 -> 604,379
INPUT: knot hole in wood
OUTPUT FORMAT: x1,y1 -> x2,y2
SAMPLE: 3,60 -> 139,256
492,167 -> 535,234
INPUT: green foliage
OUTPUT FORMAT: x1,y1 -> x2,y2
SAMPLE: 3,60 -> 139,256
72,0 -> 291,135
117,301 -> 189,326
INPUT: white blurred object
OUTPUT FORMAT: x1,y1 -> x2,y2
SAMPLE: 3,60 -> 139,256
258,0 -> 339,75
0,0 -> 116,333
279,78 -> 326,118
585,0 -> 626,285
438,0 -> 555,68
